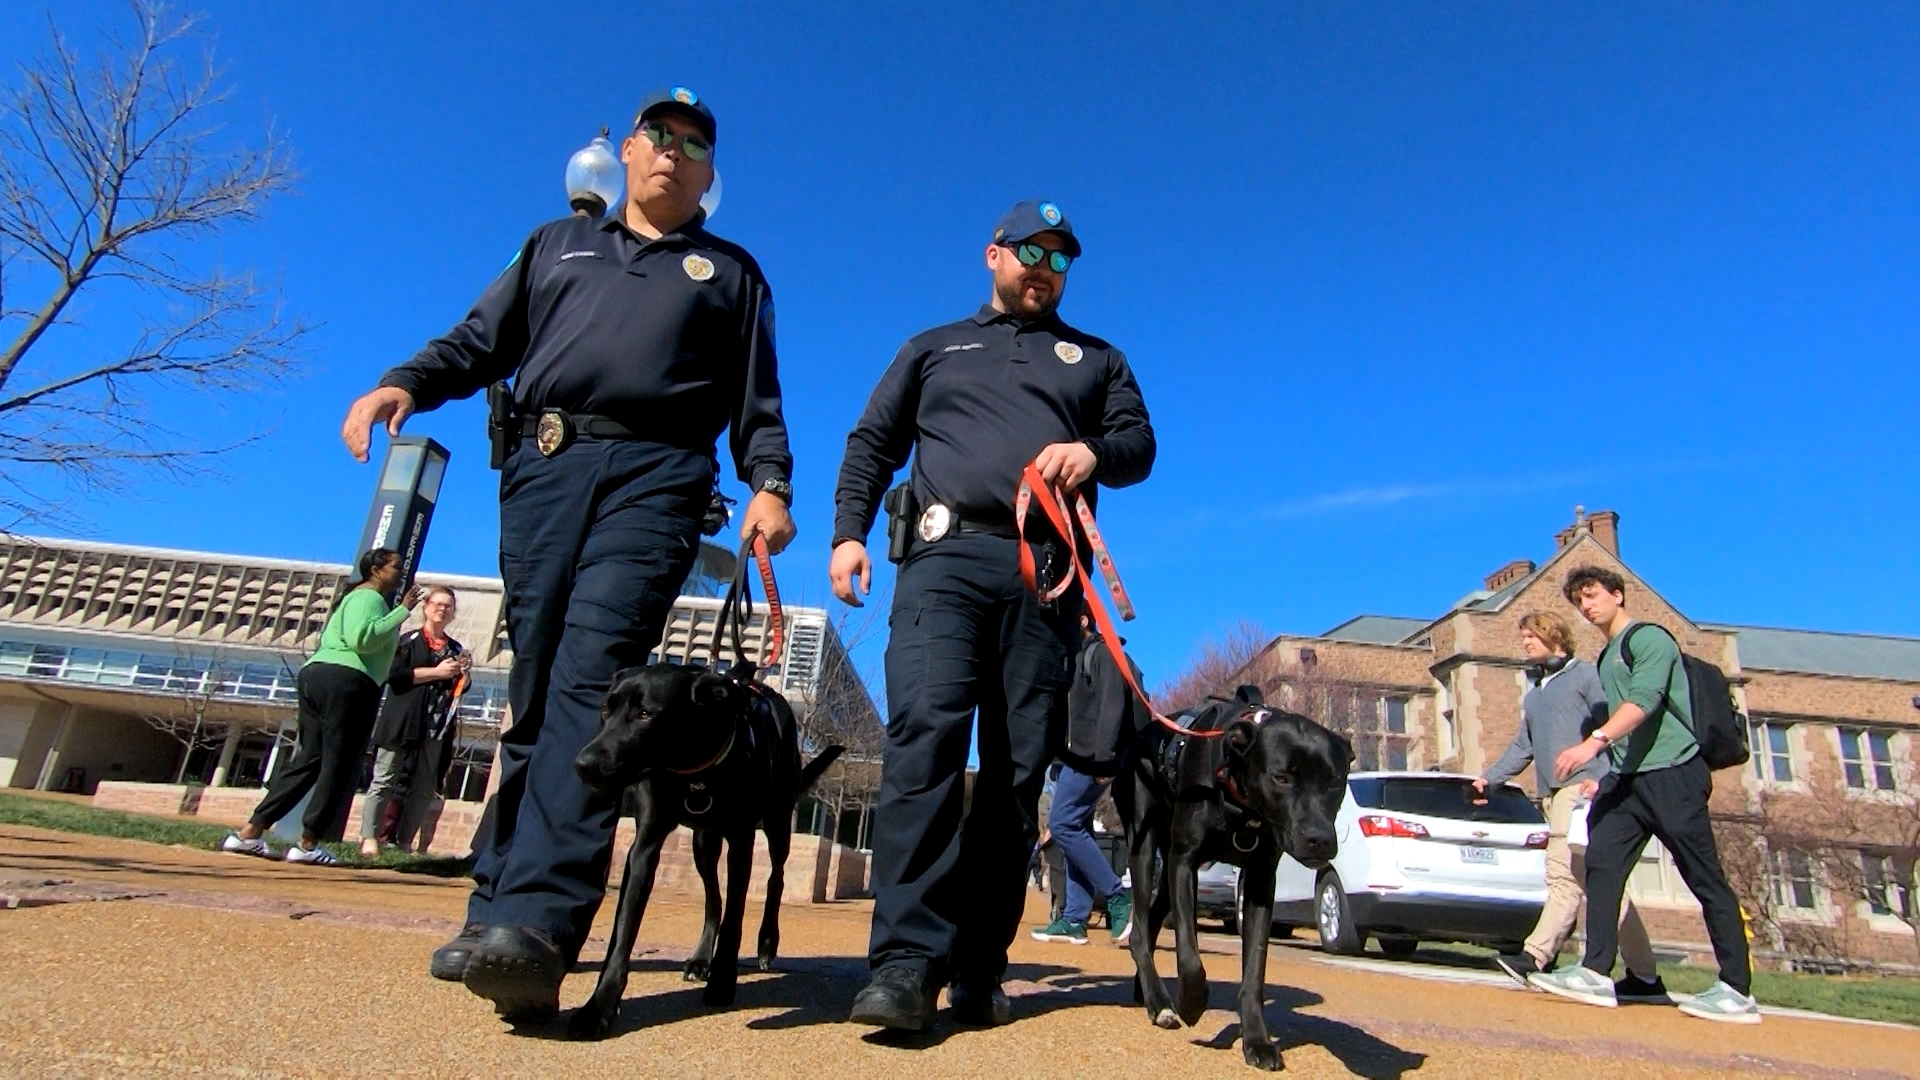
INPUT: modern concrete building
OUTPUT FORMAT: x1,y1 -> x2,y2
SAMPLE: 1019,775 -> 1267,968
1239,508 -> 1919,971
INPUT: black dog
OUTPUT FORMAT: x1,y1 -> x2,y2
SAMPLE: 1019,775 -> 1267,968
568,663 -> 843,1040
1115,686 -> 1351,1071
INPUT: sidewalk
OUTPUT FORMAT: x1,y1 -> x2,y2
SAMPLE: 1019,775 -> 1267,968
2,823 -> 1915,1078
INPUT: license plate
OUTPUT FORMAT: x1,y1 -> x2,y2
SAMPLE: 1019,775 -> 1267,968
1459,845 -> 1498,865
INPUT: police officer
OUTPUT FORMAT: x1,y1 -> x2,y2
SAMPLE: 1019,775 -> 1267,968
341,86 -> 795,1021
830,200 -> 1155,1030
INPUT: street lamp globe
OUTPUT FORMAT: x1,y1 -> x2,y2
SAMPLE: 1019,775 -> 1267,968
565,128 -> 623,217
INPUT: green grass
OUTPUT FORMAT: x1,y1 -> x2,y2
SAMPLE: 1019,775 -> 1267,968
0,790 -> 473,879
1341,937 -> 1920,1026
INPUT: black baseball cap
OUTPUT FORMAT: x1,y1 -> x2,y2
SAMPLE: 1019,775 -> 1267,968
634,86 -> 717,145
991,199 -> 1081,258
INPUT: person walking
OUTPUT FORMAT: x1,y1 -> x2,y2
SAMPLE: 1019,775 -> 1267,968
224,548 -> 423,866
1529,566 -> 1760,1023
1477,611 -> 1664,1001
342,85 -> 793,1021
831,199 -> 1156,1030
359,586 -> 468,858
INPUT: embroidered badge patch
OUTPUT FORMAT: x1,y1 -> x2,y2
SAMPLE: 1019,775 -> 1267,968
683,254 -> 716,282
1055,341 -> 1084,364
672,86 -> 699,106
1039,202 -> 1063,226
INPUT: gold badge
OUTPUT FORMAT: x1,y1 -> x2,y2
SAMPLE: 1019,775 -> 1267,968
534,410 -> 572,457
1055,341 -> 1084,365
682,254 -> 715,282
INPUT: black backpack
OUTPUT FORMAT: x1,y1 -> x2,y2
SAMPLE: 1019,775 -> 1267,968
1617,624 -> 1751,771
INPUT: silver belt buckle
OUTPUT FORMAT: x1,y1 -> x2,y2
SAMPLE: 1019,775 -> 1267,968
917,503 -> 952,542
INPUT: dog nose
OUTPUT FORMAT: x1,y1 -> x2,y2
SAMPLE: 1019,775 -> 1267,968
573,746 -> 617,790
1298,832 -> 1337,862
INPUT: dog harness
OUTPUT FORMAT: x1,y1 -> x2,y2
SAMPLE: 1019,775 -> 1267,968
1148,703 -> 1275,853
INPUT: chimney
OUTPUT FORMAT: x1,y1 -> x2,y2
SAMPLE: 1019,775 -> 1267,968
1587,509 -> 1620,557
1483,559 -> 1536,592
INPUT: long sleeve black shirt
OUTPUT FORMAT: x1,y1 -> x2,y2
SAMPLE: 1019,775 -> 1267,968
378,213 -> 791,489
832,304 -> 1155,544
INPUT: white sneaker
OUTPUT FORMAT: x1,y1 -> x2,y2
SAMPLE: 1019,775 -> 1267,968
284,844 -> 344,866
1678,981 -> 1762,1024
1528,965 -> 1618,1007
221,833 -> 274,859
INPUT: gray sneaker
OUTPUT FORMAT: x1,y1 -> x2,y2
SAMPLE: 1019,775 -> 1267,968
1678,981 -> 1761,1024
1527,965 -> 1618,1008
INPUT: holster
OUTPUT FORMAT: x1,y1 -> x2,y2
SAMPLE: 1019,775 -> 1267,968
486,380 -> 514,469
881,482 -> 915,564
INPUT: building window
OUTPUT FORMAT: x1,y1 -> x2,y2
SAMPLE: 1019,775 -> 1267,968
1838,728 -> 1896,792
1768,849 -> 1818,911
1861,853 -> 1912,919
1748,719 -> 1793,784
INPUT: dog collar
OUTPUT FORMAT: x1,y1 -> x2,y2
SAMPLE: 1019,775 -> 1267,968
660,721 -> 738,776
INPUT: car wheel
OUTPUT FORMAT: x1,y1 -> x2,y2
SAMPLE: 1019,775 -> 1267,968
1315,874 -> 1362,955
1377,936 -> 1419,960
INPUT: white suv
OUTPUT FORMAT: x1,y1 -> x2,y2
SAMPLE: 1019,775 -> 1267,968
1271,771 -> 1549,957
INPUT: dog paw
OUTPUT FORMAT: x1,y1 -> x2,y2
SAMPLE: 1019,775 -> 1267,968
756,954 -> 775,972
566,1005 -> 615,1042
1152,1008 -> 1181,1030
1175,987 -> 1208,1027
701,978 -> 737,1007
682,957 -> 711,982
1242,1037 -> 1284,1071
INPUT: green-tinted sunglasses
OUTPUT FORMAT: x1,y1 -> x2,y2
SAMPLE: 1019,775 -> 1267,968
1004,241 -> 1073,274
637,121 -> 712,162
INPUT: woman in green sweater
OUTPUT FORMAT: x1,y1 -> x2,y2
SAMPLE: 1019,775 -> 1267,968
224,548 -> 424,865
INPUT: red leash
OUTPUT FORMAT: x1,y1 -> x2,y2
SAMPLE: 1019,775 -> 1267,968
1014,462 -> 1224,740
749,531 -> 784,667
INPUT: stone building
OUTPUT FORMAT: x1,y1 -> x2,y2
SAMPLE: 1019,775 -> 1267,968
1238,509 -> 1919,971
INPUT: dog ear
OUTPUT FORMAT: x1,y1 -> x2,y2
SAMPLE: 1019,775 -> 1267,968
1233,684 -> 1264,706
690,672 -> 738,708
1223,718 -> 1258,761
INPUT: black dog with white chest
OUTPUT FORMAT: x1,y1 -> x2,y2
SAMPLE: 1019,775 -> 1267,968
1115,686 -> 1351,1071
568,663 -> 842,1040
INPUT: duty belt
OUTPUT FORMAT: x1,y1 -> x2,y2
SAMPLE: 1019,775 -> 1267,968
914,503 -> 1027,543
517,409 -> 642,457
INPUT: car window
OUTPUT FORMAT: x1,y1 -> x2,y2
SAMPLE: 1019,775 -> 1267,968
1374,778 -> 1544,824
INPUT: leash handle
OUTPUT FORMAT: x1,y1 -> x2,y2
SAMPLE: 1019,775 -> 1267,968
1014,462 -> 1223,740
706,530 -> 785,671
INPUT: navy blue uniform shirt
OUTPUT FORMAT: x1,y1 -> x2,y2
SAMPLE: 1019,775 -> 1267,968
832,305 -> 1155,544
379,213 -> 791,489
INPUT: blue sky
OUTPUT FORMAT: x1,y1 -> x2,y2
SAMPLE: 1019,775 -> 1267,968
3,3 -> 1916,693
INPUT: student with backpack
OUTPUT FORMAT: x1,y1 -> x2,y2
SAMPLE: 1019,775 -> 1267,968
1528,566 -> 1760,1024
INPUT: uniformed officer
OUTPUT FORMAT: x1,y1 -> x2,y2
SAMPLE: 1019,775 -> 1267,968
830,200 -> 1155,1030
341,86 -> 796,1021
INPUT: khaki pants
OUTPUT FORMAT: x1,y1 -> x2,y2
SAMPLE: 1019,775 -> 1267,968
1526,784 -> 1657,977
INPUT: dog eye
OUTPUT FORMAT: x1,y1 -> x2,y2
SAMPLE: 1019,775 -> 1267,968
1269,771 -> 1293,785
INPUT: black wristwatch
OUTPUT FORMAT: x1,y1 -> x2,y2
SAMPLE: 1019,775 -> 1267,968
759,476 -> 793,506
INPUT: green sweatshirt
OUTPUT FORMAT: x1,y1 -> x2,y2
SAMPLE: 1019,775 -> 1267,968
305,588 -> 413,681
1596,621 -> 1700,774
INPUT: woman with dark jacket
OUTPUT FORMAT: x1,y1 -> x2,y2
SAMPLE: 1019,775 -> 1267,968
359,586 -> 469,856
223,548 -> 423,865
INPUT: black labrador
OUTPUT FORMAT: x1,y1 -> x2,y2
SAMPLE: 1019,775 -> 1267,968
1115,686 -> 1351,1071
568,663 -> 843,1040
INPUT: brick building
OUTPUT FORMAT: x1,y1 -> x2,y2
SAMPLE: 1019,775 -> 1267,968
1237,509 -> 1919,971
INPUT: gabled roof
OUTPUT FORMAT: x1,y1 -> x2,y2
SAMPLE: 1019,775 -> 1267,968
1320,615 -> 1429,645
1706,624 -> 1920,682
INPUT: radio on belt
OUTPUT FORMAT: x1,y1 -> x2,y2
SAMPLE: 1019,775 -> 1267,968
355,435 -> 450,590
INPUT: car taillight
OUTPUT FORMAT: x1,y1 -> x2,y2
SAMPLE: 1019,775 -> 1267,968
1525,831 -> 1549,849
1357,815 -> 1429,839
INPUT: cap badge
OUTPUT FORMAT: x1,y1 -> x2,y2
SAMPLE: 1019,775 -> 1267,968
671,86 -> 698,105
682,254 -> 716,282
918,504 -> 953,543
1039,202 -> 1063,226
1055,341 -> 1084,365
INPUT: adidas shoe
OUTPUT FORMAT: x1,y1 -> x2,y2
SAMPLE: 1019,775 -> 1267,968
284,844 -> 344,866
1029,918 -> 1089,944
221,833 -> 274,859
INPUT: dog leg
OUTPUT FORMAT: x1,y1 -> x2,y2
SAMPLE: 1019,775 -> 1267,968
1170,853 -> 1210,1027
1236,858 -> 1282,1071
1127,818 -> 1179,1029
569,815 -> 673,1041
684,828 -> 723,982
756,811 -> 792,971
703,831 -> 756,1006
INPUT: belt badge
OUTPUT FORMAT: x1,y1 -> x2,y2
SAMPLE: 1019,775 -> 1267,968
1055,341 -> 1083,364
534,410 -> 573,457
682,254 -> 715,282
917,504 -> 952,543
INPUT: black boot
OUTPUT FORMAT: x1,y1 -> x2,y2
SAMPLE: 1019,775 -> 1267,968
429,922 -> 487,981
462,925 -> 566,1021
948,979 -> 1011,1026
848,965 -> 934,1031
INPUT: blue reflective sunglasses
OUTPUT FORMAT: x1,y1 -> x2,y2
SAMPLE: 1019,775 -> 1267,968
1002,242 -> 1073,274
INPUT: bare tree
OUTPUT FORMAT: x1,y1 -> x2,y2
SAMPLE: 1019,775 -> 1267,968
138,649 -> 232,784
1153,619 -> 1270,713
0,0 -> 305,526
1757,761 -> 1920,965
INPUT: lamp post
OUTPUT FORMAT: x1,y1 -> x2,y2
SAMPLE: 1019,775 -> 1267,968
355,435 -> 451,591
565,128 -> 623,218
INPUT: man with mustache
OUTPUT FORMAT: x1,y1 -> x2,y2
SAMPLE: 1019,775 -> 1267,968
831,200 -> 1156,1030
341,86 -> 795,1021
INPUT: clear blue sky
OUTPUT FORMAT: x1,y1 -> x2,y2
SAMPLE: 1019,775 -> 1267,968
4,3 -> 1916,691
